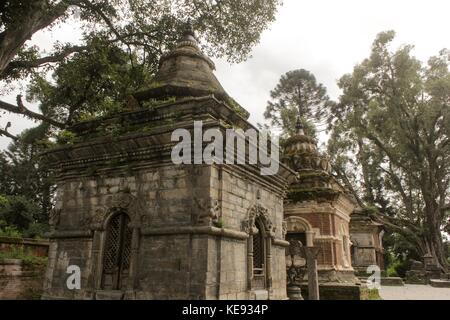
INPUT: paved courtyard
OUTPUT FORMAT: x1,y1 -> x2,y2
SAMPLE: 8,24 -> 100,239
379,284 -> 450,300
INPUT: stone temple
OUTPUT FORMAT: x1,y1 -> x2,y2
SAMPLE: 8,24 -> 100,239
282,119 -> 364,299
42,28 -> 295,300
350,209 -> 385,273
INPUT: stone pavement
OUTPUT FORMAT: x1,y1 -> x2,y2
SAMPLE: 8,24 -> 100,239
379,284 -> 450,300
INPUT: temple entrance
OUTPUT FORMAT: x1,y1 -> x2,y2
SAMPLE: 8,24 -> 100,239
101,211 -> 132,290
286,232 -> 307,246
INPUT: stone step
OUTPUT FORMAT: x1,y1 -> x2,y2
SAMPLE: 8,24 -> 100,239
360,277 -> 405,286
381,277 -> 405,286
430,279 -> 450,288
95,290 -> 124,300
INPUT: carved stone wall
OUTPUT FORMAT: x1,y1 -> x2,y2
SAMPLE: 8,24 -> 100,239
43,160 -> 289,300
42,27 -> 293,300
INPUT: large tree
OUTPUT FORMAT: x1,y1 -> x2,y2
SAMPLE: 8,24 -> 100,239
263,69 -> 334,139
328,31 -> 450,270
0,0 -> 282,138
0,124 -> 52,237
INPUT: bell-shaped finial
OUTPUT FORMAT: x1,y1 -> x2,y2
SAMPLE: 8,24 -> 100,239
181,19 -> 197,43
295,116 -> 305,135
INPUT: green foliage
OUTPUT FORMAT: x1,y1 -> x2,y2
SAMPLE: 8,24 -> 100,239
23,222 -> 49,239
264,69 -> 334,139
2,0 -> 282,121
367,289 -> 382,300
390,259 -> 412,279
0,195 -> 38,230
226,97 -> 250,119
214,219 -> 225,229
328,30 -> 450,269
56,130 -> 78,145
0,245 -> 47,268
0,219 -> 22,238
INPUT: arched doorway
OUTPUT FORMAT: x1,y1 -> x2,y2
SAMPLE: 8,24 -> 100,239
101,210 -> 133,290
284,216 -> 314,247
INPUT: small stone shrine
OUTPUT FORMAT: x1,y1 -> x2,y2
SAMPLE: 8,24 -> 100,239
41,27 -> 294,300
282,119 -> 364,299
350,209 -> 384,272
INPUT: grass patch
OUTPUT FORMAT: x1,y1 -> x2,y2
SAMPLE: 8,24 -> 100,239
367,288 -> 382,300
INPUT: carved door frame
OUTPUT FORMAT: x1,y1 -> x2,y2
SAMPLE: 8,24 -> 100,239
87,192 -> 146,295
242,204 -> 275,291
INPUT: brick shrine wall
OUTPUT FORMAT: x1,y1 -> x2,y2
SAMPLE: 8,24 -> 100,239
0,259 -> 46,300
0,237 -> 49,257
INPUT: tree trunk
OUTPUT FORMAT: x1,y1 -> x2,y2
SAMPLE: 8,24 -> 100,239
0,1 -> 68,75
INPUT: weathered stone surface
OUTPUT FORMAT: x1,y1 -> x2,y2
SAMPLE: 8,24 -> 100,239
0,259 -> 46,300
430,279 -> 450,288
300,282 -> 369,300
380,277 -> 405,286
42,28 -> 294,300
350,209 -> 384,272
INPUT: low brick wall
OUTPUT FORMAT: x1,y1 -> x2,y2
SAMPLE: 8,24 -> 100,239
0,237 -> 49,257
381,277 -> 404,286
0,258 -> 46,299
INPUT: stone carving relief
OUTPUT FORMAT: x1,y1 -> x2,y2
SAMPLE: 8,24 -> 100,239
241,204 -> 276,237
193,198 -> 220,225
282,221 -> 288,239
83,191 -> 148,230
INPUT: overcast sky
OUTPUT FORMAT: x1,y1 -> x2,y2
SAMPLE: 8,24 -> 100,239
1,0 -> 449,150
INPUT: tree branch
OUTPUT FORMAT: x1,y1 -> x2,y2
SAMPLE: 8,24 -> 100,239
0,122 -> 18,141
0,95 -> 65,129
2,45 -> 87,77
0,0 -> 74,74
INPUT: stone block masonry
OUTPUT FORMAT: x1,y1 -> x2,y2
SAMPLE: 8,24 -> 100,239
0,259 -> 46,299
41,27 -> 295,300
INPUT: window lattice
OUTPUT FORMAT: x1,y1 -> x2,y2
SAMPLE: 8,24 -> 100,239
253,221 -> 264,272
103,213 -> 132,273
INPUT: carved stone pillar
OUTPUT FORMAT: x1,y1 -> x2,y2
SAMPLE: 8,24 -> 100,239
93,230 -> 106,290
300,246 -> 320,300
305,231 -> 315,247
127,226 -> 140,291
266,237 -> 272,289
247,236 -> 254,290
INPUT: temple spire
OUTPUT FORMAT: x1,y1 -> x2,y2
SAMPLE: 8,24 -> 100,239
295,116 -> 305,135
180,19 -> 198,44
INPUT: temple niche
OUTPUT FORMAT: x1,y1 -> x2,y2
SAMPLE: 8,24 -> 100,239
42,27 -> 294,300
282,119 -> 365,299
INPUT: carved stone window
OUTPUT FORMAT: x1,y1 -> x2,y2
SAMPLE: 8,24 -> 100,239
252,218 -> 266,289
242,205 -> 274,291
102,211 -> 133,290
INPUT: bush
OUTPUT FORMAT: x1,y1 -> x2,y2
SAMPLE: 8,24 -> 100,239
387,261 -> 400,277
386,257 -> 412,278
0,195 -> 39,230
0,245 -> 47,268
0,220 -> 22,238
23,222 -> 49,239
